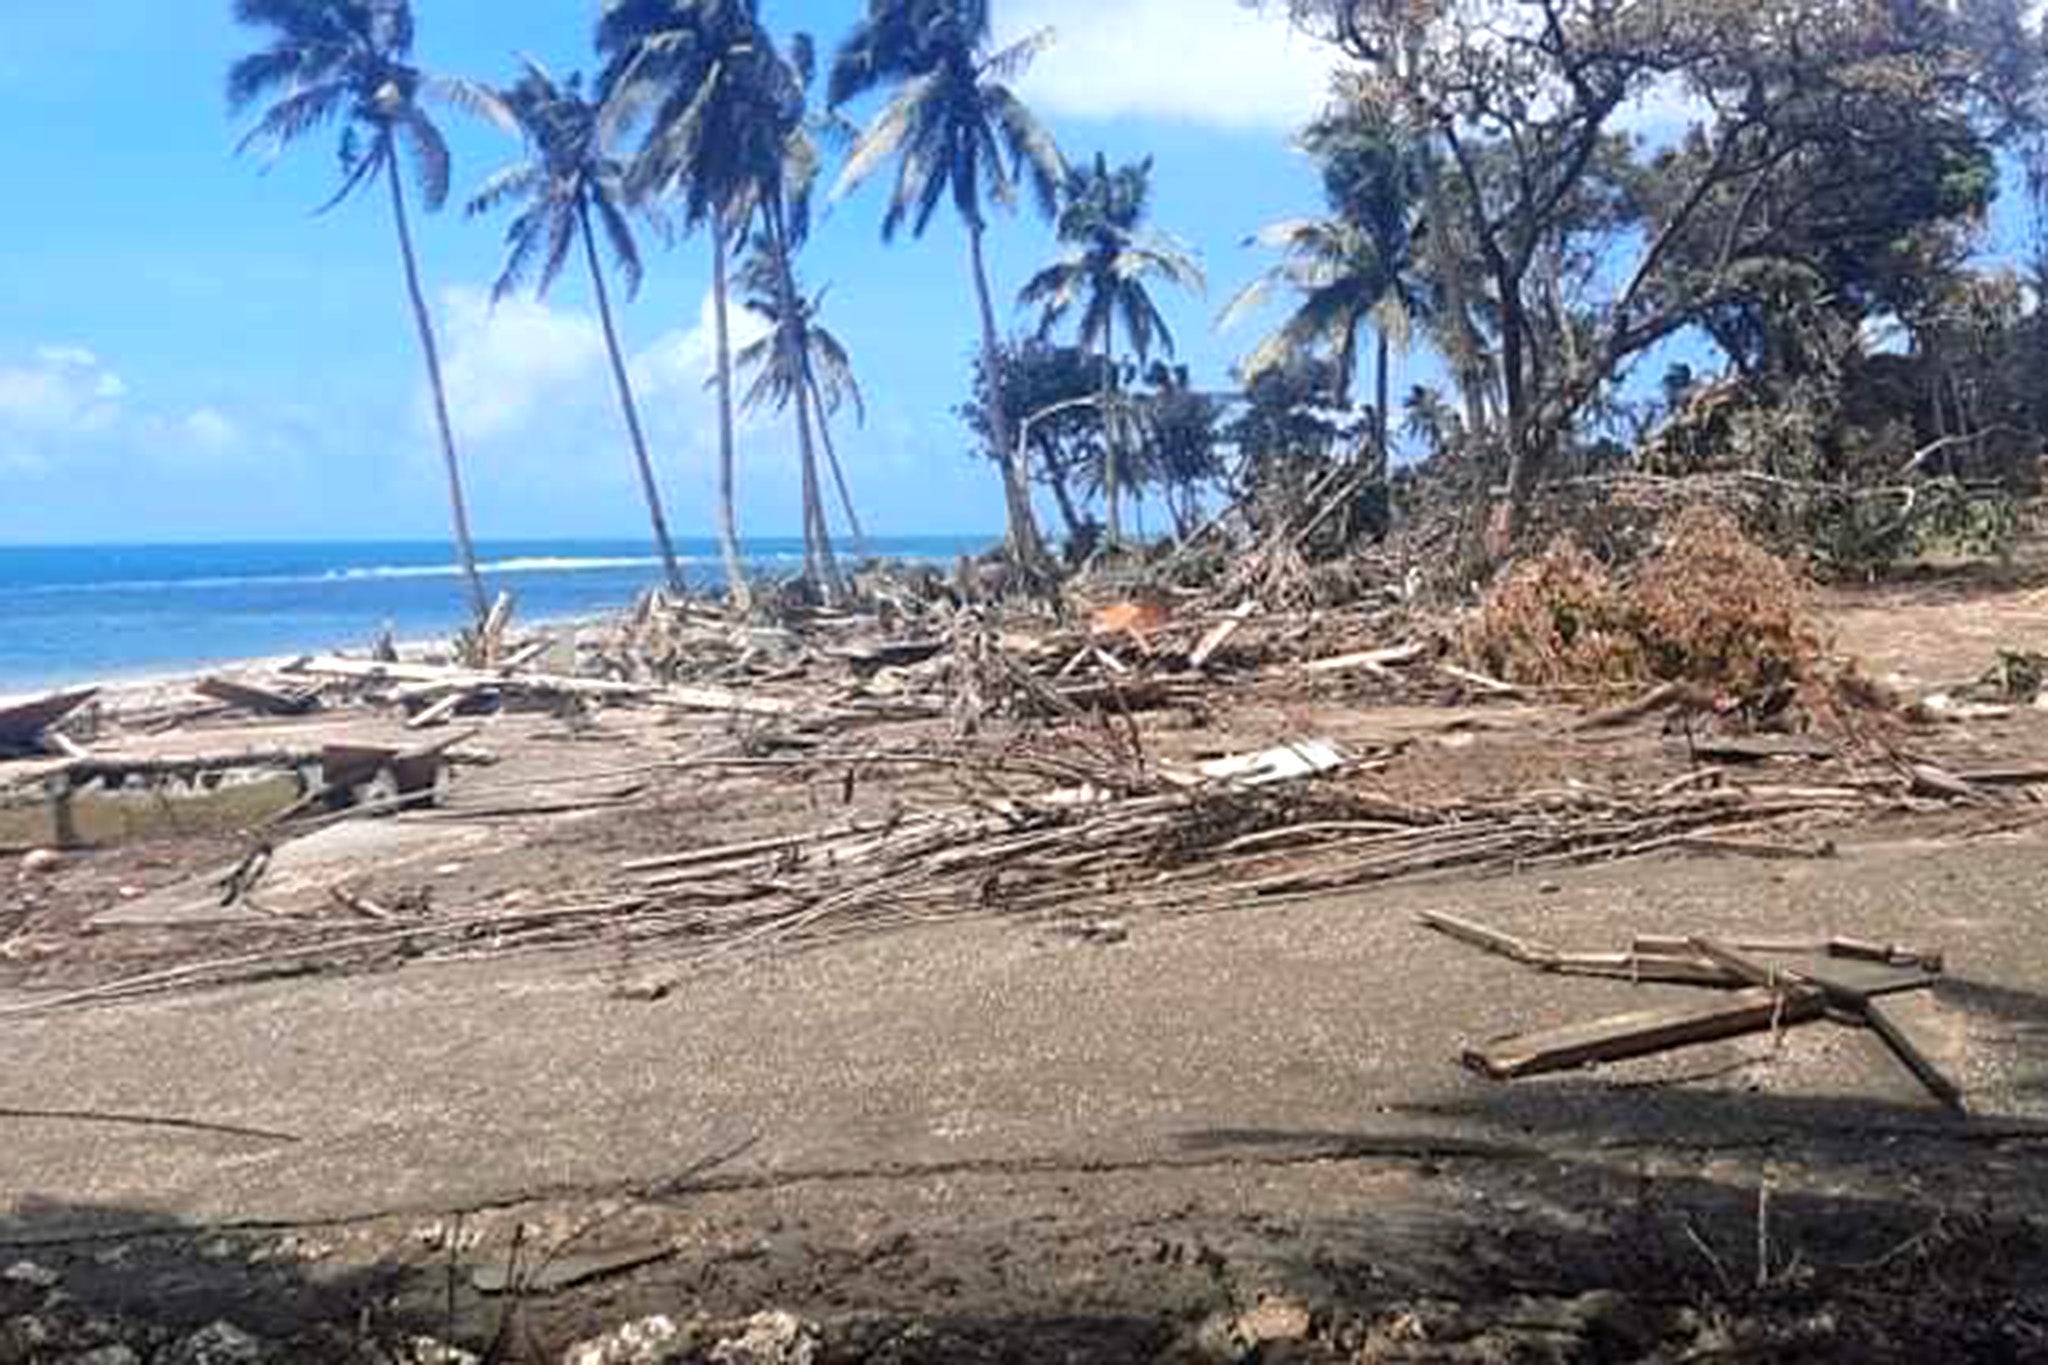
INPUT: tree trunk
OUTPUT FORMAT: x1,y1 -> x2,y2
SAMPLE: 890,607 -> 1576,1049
807,365 -> 869,558
770,207 -> 840,600
1497,284 -> 1536,546
966,219 -> 1048,575
582,203 -> 685,596
1374,327 -> 1391,483
1100,319 -> 1120,548
710,223 -> 751,612
1046,459 -> 1087,542
387,153 -> 487,620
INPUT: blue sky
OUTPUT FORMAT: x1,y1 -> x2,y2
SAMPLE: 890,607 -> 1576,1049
0,0 -> 1344,545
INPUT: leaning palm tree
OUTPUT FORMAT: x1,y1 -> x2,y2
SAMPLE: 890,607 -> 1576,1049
829,0 -> 1064,577
1223,104 -> 1429,478
229,0 -> 507,619
733,243 -> 870,557
1020,153 -> 1204,545
1220,213 -> 1404,413
598,0 -> 801,610
468,59 -> 686,594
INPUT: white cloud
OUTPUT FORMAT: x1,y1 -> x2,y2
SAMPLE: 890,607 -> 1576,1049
1002,0 -> 1339,131
437,285 -> 771,459
439,287 -> 609,442
0,344 -> 266,484
181,406 -> 240,454
0,346 -> 127,445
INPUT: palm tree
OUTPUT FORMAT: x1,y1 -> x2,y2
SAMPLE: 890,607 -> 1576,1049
597,0 -> 804,611
1222,108 -> 1427,479
229,0 -> 508,619
829,0 -> 1064,578
468,58 -> 686,594
1020,153 -> 1204,545
734,246 -> 871,557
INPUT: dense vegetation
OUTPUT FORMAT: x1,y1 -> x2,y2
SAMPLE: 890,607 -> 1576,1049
231,1 -> 2048,609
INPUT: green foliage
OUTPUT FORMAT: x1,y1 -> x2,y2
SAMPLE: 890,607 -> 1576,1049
1019,153 -> 1205,364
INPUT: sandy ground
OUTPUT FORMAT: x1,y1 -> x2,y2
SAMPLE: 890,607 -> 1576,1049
5,580 -> 2048,1361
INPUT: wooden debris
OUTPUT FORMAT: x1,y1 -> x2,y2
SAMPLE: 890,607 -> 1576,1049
0,688 -> 99,758
1437,663 -> 1521,697
1862,994 -> 1967,1112
1302,643 -> 1426,676
1464,988 -> 1827,1080
405,690 -> 482,731
1573,681 -> 1694,731
1418,911 -> 1557,966
195,676 -> 318,717
1189,602 -> 1256,671
1689,735 -> 1835,764
1546,952 -> 1746,988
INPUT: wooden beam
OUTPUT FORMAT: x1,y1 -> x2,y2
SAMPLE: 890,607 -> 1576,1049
1465,987 -> 1826,1080
1862,995 -> 1967,1112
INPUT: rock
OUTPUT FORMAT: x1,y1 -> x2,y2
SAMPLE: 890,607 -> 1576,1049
164,1320 -> 266,1365
18,849 -> 62,876
1,1261 -> 59,1290
707,1312 -> 818,1365
562,1315 -> 691,1365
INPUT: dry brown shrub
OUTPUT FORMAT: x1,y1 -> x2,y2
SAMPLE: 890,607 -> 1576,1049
1464,507 -> 1828,717
1630,506 -> 1823,710
1461,536 -> 1646,686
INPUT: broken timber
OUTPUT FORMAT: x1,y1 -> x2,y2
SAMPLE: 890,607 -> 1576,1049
1465,988 -> 1827,1080
1431,912 -> 1958,1105
195,676 -> 318,717
0,687 -> 99,759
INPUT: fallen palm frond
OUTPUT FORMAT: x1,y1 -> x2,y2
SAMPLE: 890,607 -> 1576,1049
9,746 -> 1997,1015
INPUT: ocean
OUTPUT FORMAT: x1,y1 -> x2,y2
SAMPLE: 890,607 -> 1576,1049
0,536 -> 994,693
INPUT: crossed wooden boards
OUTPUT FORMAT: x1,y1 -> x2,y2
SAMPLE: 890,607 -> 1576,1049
1423,912 -> 1960,1111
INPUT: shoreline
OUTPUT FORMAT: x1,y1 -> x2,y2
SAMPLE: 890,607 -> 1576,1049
0,607 -> 620,716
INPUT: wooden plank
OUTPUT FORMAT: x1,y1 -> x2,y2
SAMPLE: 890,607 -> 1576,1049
1689,937 -> 1806,990
1634,933 -> 1828,957
1863,995 -> 1966,1112
1301,643 -> 1426,675
405,691 -> 479,731
1794,956 -> 1937,1003
1692,936 -> 1935,1008
1418,911 -> 1558,966
1465,987 -> 1826,1080
1547,952 -> 1747,988
195,676 -> 318,717
1437,663 -> 1522,697
1189,602 -> 1256,671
